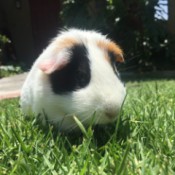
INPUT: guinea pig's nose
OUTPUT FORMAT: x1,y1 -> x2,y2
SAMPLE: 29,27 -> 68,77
105,109 -> 117,120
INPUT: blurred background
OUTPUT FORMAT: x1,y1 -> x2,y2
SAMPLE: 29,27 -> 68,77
0,0 -> 174,74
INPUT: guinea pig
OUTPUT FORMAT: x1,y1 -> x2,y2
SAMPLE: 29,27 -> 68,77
20,28 -> 126,131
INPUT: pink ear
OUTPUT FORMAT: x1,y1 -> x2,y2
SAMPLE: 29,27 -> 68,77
38,58 -> 69,74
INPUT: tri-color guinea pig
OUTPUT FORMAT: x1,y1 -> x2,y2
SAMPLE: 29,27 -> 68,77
20,29 -> 126,131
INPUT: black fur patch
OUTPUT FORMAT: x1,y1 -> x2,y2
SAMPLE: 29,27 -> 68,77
49,44 -> 91,94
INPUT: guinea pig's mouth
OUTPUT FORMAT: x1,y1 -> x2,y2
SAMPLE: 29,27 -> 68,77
93,110 -> 118,125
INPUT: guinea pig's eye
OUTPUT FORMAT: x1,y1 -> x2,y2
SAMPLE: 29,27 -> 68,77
108,51 -> 120,76
113,63 -> 120,77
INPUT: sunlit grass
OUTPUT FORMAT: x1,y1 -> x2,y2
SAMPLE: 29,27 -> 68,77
0,80 -> 175,174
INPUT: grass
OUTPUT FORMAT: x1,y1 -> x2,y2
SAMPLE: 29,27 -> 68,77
0,80 -> 175,174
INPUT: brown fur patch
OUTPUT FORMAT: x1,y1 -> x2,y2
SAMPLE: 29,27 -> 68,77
55,37 -> 79,50
53,36 -> 124,63
97,40 -> 124,63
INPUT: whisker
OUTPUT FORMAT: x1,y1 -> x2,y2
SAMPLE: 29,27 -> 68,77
117,54 -> 141,72
124,54 -> 141,64
119,65 -> 139,72
94,113 -> 101,125
69,115 -> 90,131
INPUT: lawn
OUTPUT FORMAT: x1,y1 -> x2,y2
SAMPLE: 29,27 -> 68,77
0,80 -> 175,175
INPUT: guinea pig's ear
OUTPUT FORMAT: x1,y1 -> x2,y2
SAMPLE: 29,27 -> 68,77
38,57 -> 70,74
108,41 -> 124,63
97,40 -> 124,63
116,53 -> 124,63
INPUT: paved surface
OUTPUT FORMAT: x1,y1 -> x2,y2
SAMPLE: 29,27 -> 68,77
0,73 -> 28,100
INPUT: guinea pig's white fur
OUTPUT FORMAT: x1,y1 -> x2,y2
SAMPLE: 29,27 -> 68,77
20,28 -> 126,131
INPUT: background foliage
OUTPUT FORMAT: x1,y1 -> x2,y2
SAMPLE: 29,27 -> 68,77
0,0 -> 174,72
0,34 -> 10,64
60,0 -> 175,72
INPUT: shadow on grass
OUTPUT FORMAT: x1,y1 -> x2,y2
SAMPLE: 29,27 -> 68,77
28,112 -> 131,151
